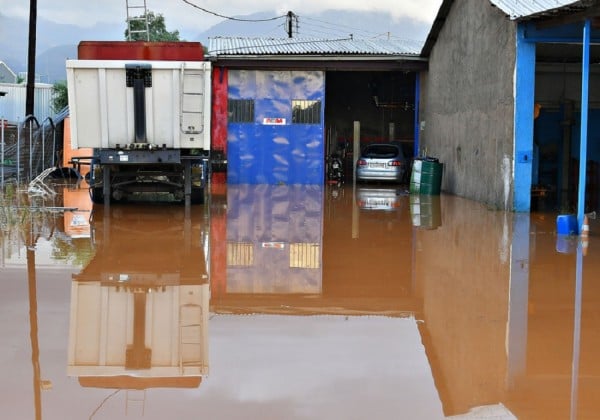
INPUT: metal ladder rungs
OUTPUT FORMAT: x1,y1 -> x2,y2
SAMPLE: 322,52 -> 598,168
126,0 -> 149,41
179,303 -> 204,373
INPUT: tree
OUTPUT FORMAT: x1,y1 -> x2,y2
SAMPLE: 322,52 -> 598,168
51,81 -> 68,113
125,11 -> 181,41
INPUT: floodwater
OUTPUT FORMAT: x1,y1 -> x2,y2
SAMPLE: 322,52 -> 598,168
1,181 -> 599,420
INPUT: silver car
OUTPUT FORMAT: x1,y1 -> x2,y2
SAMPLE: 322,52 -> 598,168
356,143 -> 406,183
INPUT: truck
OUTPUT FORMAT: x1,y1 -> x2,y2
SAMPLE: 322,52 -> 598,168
66,41 -> 211,204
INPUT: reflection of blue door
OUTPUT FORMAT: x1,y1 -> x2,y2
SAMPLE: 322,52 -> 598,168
227,70 -> 325,184
226,185 -> 324,293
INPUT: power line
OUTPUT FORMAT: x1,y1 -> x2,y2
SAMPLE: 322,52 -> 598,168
181,0 -> 287,22
88,390 -> 121,419
298,16 -> 425,44
295,23 -> 350,39
296,21 -> 356,39
179,2 -> 423,43
264,22 -> 288,37
301,15 -> 383,39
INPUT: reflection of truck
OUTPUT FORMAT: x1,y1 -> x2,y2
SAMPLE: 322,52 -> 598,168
68,205 -> 210,387
66,41 -> 211,204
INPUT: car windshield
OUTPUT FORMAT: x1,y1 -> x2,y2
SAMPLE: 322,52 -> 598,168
362,145 -> 400,159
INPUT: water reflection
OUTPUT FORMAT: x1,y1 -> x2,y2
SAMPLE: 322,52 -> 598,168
410,194 -> 442,230
209,184 -> 442,419
0,180 -> 91,420
416,196 -> 514,417
225,185 -> 322,295
69,204 -> 210,392
323,183 -> 417,314
211,184 -> 419,315
62,184 -> 92,239
356,185 -> 405,211
211,185 -> 323,313
2,182 -> 600,419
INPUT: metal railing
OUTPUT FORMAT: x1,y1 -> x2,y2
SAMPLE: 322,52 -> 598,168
1,114 -> 60,188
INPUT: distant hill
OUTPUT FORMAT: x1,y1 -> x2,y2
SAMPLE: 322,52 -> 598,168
0,12 -> 122,82
36,45 -> 78,83
1,10 -> 430,83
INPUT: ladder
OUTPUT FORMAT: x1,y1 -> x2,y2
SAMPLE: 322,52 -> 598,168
180,65 -> 205,135
125,390 -> 146,416
179,303 -> 204,374
126,0 -> 150,41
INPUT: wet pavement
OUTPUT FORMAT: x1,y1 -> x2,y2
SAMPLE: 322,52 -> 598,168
1,181 -> 599,419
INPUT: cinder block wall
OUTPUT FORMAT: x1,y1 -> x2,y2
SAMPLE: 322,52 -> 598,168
421,0 -> 516,209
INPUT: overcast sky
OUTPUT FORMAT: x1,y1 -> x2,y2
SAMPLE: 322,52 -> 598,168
1,0 -> 443,36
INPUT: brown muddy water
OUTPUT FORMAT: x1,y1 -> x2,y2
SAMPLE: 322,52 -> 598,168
1,181 -> 599,420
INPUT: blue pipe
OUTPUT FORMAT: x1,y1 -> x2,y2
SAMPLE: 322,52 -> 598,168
577,20 -> 591,234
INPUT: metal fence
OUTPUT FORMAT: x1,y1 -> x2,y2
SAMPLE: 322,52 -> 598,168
1,115 -> 63,187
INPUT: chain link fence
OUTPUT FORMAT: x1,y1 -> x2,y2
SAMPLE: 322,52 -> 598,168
1,114 -> 65,187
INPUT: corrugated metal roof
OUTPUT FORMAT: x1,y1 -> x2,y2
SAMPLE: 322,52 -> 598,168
489,0 -> 583,20
0,61 -> 17,83
208,37 -> 423,57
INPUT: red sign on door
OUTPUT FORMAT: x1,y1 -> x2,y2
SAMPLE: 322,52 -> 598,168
262,117 -> 286,125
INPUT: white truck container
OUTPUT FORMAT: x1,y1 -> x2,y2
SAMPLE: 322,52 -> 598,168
66,60 -> 211,151
65,42 -> 211,205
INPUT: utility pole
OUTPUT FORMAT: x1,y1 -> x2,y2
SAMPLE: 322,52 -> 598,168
26,0 -> 37,117
286,11 -> 297,38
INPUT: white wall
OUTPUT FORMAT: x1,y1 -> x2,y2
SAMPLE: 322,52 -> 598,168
0,82 -> 54,124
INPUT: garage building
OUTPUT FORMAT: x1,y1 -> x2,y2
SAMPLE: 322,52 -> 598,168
208,37 -> 427,185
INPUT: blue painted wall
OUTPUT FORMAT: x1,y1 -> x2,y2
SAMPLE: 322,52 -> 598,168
514,25 -> 536,212
227,70 -> 325,184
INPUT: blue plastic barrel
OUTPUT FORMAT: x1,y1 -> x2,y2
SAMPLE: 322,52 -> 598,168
556,214 -> 577,235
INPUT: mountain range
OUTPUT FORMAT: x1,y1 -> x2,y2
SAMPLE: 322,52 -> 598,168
0,10 -> 431,84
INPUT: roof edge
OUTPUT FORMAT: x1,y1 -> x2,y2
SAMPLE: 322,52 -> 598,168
420,0 -> 455,58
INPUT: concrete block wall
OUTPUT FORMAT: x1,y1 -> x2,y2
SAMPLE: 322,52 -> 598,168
420,0 -> 517,209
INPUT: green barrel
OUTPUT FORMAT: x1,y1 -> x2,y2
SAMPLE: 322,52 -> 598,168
410,194 -> 442,229
419,159 -> 443,195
